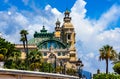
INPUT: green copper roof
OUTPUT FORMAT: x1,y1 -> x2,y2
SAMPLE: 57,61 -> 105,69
34,26 -> 54,38
28,38 -> 35,44
37,39 -> 67,49
65,8 -> 70,14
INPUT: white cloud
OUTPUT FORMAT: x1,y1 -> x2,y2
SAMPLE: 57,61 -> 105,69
45,5 -> 51,11
8,11 -> 11,15
14,13 -> 29,27
95,5 -> 120,31
0,4 -> 63,43
70,0 -> 120,73
86,52 -> 95,58
51,8 -> 61,16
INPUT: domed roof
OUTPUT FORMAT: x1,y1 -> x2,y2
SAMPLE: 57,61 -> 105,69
62,22 -> 74,28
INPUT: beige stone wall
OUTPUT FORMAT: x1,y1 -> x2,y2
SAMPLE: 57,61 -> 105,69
0,74 -> 65,79
0,74 -> 16,79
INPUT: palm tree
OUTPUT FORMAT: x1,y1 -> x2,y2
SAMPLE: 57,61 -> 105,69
99,45 -> 117,74
28,49 -> 43,70
20,29 -> 29,68
20,29 -> 28,53
28,49 -> 43,64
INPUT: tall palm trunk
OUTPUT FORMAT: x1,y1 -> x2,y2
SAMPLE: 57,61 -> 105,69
25,35 -> 29,68
106,59 -> 108,74
25,35 -> 28,56
23,41 -> 26,52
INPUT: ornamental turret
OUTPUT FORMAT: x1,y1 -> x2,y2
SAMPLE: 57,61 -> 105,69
61,9 -> 75,48
54,19 -> 61,38
61,9 -> 77,62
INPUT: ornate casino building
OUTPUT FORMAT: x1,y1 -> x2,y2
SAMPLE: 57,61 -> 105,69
15,10 -> 77,69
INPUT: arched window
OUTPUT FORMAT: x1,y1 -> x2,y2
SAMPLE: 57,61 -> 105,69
68,34 -> 71,40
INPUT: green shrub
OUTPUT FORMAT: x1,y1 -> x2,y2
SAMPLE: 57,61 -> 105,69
93,73 -> 120,79
66,68 -> 76,75
30,62 -> 41,71
113,62 -> 120,74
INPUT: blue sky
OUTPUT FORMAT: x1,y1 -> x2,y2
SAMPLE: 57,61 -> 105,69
0,0 -> 120,73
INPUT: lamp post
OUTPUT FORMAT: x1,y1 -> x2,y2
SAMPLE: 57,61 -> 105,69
76,58 -> 84,79
54,56 -> 56,73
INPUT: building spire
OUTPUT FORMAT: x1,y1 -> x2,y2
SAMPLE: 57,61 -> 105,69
63,9 -> 71,22
56,18 -> 60,27
55,18 -> 61,31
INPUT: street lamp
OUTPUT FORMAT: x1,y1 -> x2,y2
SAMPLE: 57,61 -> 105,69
76,58 -> 84,78
60,60 -> 63,74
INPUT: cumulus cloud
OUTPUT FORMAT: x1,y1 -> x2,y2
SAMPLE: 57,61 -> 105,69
70,0 -> 120,73
95,5 -> 120,31
0,3 -> 62,43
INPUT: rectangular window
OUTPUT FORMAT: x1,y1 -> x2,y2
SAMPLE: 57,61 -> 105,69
70,54 -> 75,57
44,52 -> 47,56
58,52 -> 61,56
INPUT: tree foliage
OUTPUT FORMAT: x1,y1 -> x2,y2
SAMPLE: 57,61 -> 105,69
66,68 -> 76,75
0,37 -> 21,69
0,37 -> 20,61
93,73 -> 120,79
28,49 -> 43,71
113,62 -> 120,74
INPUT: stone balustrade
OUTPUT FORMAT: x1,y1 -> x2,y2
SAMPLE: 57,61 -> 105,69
0,69 -> 79,79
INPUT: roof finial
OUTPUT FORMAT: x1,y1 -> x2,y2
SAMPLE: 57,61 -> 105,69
43,25 -> 45,30
56,18 -> 60,24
